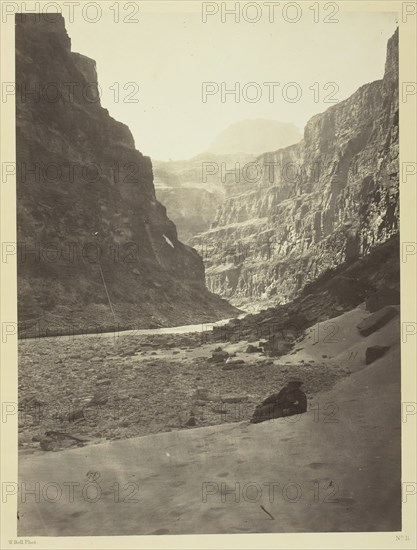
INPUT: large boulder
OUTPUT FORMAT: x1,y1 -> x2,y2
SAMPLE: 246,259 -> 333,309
357,305 -> 399,336
365,288 -> 400,313
365,345 -> 390,364
251,381 -> 307,424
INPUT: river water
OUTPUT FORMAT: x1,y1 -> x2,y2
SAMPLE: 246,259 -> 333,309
18,317 -> 237,342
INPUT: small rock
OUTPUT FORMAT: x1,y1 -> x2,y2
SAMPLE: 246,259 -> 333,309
212,406 -> 228,414
246,344 -> 259,353
193,388 -> 209,400
222,362 -> 244,371
186,416 -> 197,427
97,379 -> 111,386
39,437 -> 59,451
209,350 -> 229,364
222,395 -> 248,404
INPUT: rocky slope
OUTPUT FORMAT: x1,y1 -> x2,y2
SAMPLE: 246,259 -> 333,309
16,14 -> 238,337
191,29 -> 399,310
211,235 -> 400,351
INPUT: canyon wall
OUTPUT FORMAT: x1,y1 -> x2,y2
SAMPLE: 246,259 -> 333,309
154,152 -> 254,242
191,29 -> 399,310
154,120 -> 302,243
16,14 -> 238,335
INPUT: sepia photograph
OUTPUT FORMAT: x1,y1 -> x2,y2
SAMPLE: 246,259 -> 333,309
1,0 -> 416,547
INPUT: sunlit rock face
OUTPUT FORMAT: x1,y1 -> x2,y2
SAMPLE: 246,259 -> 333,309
16,14 -> 238,335
153,120 -> 302,243
191,29 -> 399,310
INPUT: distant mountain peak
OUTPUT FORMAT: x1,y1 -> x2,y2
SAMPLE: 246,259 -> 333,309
206,119 -> 302,156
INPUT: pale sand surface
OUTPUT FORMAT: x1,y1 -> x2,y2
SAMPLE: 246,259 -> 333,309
18,307 -> 401,535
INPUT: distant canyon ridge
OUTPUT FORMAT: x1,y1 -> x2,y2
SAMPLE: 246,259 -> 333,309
186,29 -> 398,310
154,120 -> 301,242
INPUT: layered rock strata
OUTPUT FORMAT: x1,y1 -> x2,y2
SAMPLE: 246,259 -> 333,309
191,29 -> 399,310
16,14 -> 238,335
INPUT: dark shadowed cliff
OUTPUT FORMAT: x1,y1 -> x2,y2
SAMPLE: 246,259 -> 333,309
191,29 -> 399,310
16,14 -> 238,335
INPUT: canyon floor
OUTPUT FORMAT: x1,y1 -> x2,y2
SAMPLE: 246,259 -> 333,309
18,305 -> 401,534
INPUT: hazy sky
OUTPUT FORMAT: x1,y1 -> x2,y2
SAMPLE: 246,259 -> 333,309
66,8 -> 397,160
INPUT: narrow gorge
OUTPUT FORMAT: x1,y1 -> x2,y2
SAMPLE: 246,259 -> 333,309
191,29 -> 399,310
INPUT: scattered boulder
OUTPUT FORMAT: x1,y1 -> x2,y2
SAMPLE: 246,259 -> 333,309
89,393 -> 109,407
365,345 -> 390,364
97,379 -> 111,386
222,395 -> 248,404
208,348 -> 229,363
222,360 -> 245,370
186,416 -> 197,427
66,393 -> 108,422
39,437 -> 58,451
246,344 -> 259,353
263,337 -> 292,357
192,388 -> 210,401
212,405 -> 227,415
357,305 -> 399,336
226,358 -> 244,365
39,431 -> 87,451
251,380 -> 307,424
119,349 -> 136,357
365,288 -> 400,313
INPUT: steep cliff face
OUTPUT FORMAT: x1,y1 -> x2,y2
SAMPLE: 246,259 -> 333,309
16,14 -> 237,335
191,29 -> 399,310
